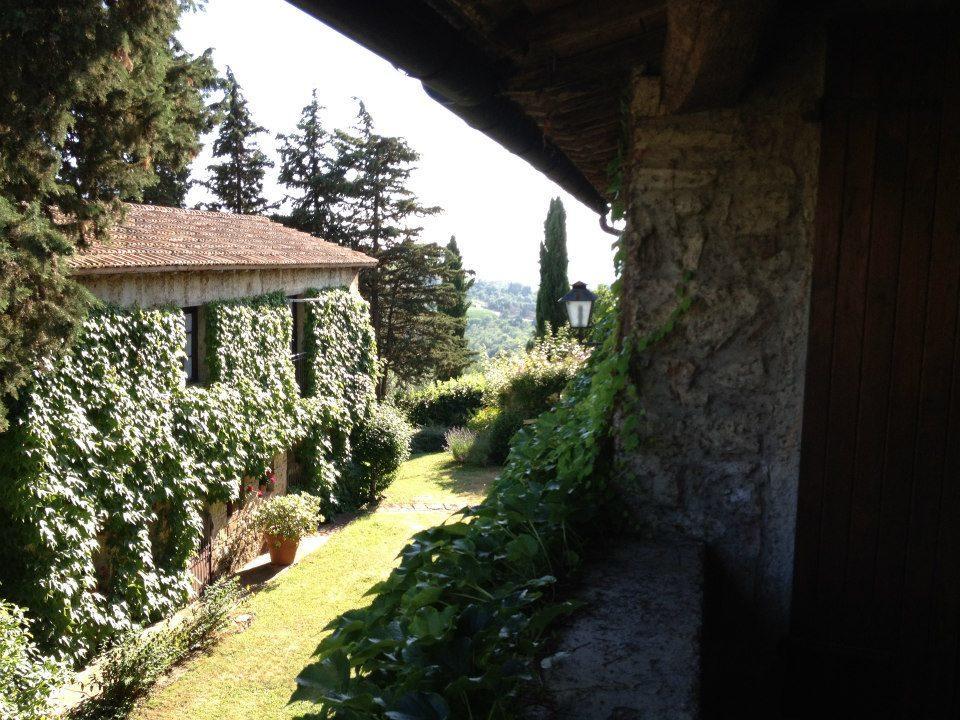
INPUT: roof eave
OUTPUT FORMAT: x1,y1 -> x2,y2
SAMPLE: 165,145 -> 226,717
289,0 -> 610,214
71,260 -> 377,276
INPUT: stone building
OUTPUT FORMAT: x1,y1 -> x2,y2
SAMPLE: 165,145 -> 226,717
293,2 -> 960,717
73,202 -> 375,584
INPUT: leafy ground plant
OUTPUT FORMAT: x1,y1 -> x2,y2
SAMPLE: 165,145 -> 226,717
0,600 -> 63,720
70,578 -> 243,720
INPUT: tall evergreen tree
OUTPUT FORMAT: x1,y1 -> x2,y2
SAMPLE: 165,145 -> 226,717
535,197 -> 570,335
203,68 -> 274,214
376,238 -> 462,397
330,102 -> 451,394
141,43 -> 223,207
436,235 -> 475,379
0,1 -> 217,431
277,89 -> 346,242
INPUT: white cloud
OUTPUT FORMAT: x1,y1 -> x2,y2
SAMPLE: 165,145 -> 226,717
177,0 -> 617,289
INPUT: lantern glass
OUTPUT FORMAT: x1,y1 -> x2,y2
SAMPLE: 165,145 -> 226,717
565,299 -> 593,328
559,281 -> 597,331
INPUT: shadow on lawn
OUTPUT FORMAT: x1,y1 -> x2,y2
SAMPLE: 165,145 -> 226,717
415,453 -> 501,498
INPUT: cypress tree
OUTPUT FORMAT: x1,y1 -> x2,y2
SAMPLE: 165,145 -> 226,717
535,197 -> 570,335
436,235 -> 475,379
0,1 -> 217,431
203,68 -> 274,214
141,43 -> 223,208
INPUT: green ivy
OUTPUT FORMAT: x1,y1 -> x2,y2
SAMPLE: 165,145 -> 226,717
178,293 -> 307,502
300,289 -> 379,513
295,262 -> 692,718
0,289 -> 378,664
0,599 -> 63,720
0,307 -> 204,663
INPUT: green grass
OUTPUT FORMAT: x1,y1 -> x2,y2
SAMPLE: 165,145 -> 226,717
381,453 -> 499,506
466,305 -> 499,319
133,452 -> 498,720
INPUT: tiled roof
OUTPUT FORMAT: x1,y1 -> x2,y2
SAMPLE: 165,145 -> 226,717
71,203 -> 376,274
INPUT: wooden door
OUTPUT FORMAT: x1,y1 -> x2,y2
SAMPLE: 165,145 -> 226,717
790,16 -> 960,718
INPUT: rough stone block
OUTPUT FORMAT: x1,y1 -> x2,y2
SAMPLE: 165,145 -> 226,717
537,540 -> 703,720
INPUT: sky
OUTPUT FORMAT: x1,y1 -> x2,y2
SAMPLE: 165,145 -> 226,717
177,0 -> 617,290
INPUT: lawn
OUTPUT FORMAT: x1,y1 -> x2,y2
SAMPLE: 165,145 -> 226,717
381,452 -> 495,506
134,452 -> 499,720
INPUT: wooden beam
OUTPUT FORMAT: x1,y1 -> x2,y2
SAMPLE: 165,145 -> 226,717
660,0 -> 774,114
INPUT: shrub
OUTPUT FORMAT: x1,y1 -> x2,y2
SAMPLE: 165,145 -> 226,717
486,329 -> 587,419
466,405 -> 499,433
403,374 -> 487,427
0,601 -> 62,720
410,425 -> 448,454
444,426 -> 477,463
253,493 -> 323,544
465,431 -> 492,466
342,403 -> 414,507
485,408 -> 526,465
70,578 -> 242,720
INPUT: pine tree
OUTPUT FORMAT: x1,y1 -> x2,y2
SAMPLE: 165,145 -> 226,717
0,1 -> 216,431
203,68 -> 274,214
535,197 -> 570,335
376,238 -> 463,397
436,235 -> 475,379
277,90 -> 346,242
331,102 -> 447,395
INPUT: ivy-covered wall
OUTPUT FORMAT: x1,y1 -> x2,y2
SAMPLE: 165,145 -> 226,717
300,289 -> 378,512
0,288 -> 376,664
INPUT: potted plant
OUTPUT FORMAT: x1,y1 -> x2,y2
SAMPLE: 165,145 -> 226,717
252,492 -> 322,566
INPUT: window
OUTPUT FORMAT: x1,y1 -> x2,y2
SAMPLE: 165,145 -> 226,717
289,298 -> 300,356
289,296 -> 306,396
182,307 -> 199,383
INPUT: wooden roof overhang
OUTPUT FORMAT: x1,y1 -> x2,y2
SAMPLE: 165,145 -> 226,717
290,0 -> 773,215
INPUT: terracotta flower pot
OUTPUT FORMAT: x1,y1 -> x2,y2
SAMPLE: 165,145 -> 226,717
265,534 -> 299,565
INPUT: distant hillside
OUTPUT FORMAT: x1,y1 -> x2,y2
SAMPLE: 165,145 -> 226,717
466,280 -> 535,358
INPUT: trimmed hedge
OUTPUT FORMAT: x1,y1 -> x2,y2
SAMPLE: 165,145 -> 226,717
403,374 -> 487,427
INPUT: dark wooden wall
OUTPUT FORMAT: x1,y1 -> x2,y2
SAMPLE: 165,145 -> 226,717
789,15 -> 960,718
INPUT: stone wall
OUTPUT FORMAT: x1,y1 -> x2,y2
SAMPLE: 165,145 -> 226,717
77,265 -> 361,308
208,450 -> 290,579
614,28 -> 825,707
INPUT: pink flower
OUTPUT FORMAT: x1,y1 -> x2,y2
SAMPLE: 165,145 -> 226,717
257,490 -> 264,498
245,484 -> 253,493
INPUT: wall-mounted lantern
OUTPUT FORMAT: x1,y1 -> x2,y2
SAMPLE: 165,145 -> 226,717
559,281 -> 597,330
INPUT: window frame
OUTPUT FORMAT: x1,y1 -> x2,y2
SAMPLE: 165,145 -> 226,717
182,306 -> 200,384
288,296 -> 307,396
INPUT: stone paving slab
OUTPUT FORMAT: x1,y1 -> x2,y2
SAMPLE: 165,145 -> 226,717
534,540 -> 704,720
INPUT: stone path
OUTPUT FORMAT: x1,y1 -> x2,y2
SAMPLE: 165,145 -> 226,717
530,540 -> 704,720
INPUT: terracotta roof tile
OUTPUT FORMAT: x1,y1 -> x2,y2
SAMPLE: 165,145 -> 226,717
71,204 -> 376,274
